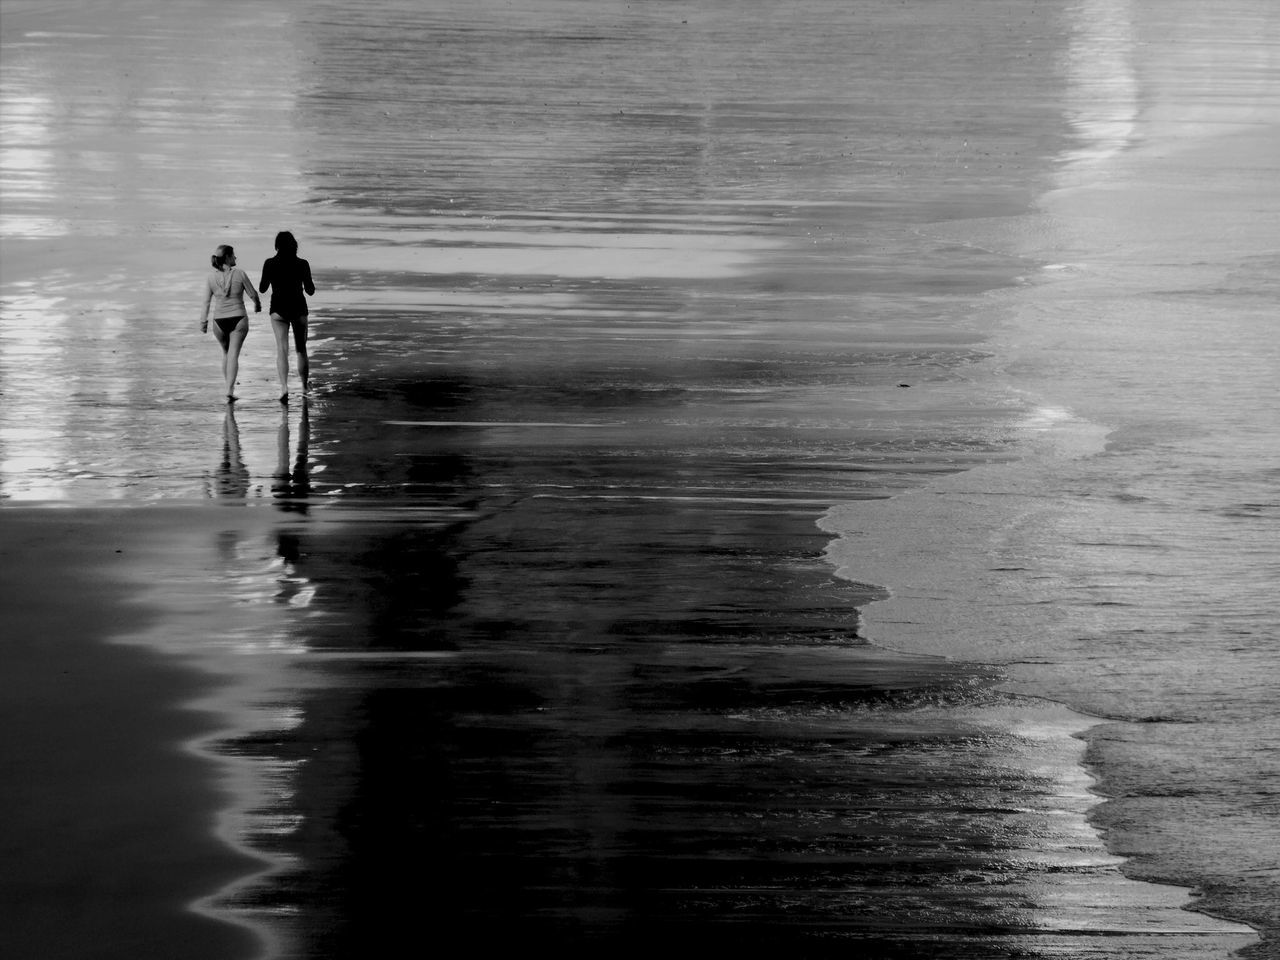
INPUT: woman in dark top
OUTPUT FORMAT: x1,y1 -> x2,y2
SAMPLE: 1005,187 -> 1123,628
259,230 -> 316,401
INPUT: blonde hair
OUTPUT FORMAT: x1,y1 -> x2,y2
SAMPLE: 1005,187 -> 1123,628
211,244 -> 234,270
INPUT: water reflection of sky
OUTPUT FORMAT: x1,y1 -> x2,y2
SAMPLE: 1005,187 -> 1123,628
1058,0 -> 1138,170
0,5 -> 314,502
0,6 -> 310,236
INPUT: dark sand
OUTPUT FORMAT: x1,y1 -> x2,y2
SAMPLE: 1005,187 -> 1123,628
0,510 -> 260,960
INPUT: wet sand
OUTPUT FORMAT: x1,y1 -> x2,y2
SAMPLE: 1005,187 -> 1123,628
1,2 -> 1270,958
0,498 -> 1257,958
0,510 -> 260,960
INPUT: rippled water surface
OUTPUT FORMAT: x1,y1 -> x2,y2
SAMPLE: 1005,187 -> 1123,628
2,2 -> 1276,958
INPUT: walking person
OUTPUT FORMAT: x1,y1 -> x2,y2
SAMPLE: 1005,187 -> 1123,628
259,230 -> 316,402
199,244 -> 261,402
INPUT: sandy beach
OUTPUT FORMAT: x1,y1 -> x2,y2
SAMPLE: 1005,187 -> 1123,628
3,2 -> 1277,958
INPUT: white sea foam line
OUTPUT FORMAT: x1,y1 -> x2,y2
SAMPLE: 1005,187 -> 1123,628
384,420 -> 618,428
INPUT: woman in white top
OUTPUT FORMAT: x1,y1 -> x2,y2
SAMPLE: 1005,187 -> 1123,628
199,244 -> 261,402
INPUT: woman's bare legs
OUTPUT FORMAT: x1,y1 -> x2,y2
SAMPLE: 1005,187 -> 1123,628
271,314 -> 309,399
293,315 -> 310,393
213,318 -> 249,400
270,315 -> 292,399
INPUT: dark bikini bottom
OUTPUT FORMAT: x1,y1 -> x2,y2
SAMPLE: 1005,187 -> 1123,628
215,315 -> 246,333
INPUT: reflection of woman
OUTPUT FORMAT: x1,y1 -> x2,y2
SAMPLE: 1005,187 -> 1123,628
272,401 -> 311,512
199,244 -> 261,402
213,406 -> 250,499
259,231 -> 316,402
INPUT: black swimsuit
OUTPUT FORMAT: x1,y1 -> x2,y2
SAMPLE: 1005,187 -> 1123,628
260,255 -> 314,320
215,315 -> 245,334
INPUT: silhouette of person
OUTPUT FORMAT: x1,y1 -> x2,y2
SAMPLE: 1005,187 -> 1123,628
259,231 -> 316,402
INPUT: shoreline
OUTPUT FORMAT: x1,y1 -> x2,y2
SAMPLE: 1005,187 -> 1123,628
820,8 -> 1280,952
819,439 -> 1262,953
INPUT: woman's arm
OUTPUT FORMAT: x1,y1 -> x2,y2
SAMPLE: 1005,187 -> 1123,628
303,260 -> 315,296
259,259 -> 272,294
238,268 -> 262,312
199,277 -> 212,331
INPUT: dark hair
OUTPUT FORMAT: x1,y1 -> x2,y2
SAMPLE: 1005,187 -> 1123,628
274,231 -> 299,257
211,244 -> 233,269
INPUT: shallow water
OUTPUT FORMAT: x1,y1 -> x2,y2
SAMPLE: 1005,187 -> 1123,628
824,0 -> 1280,950
1,1 -> 1275,958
